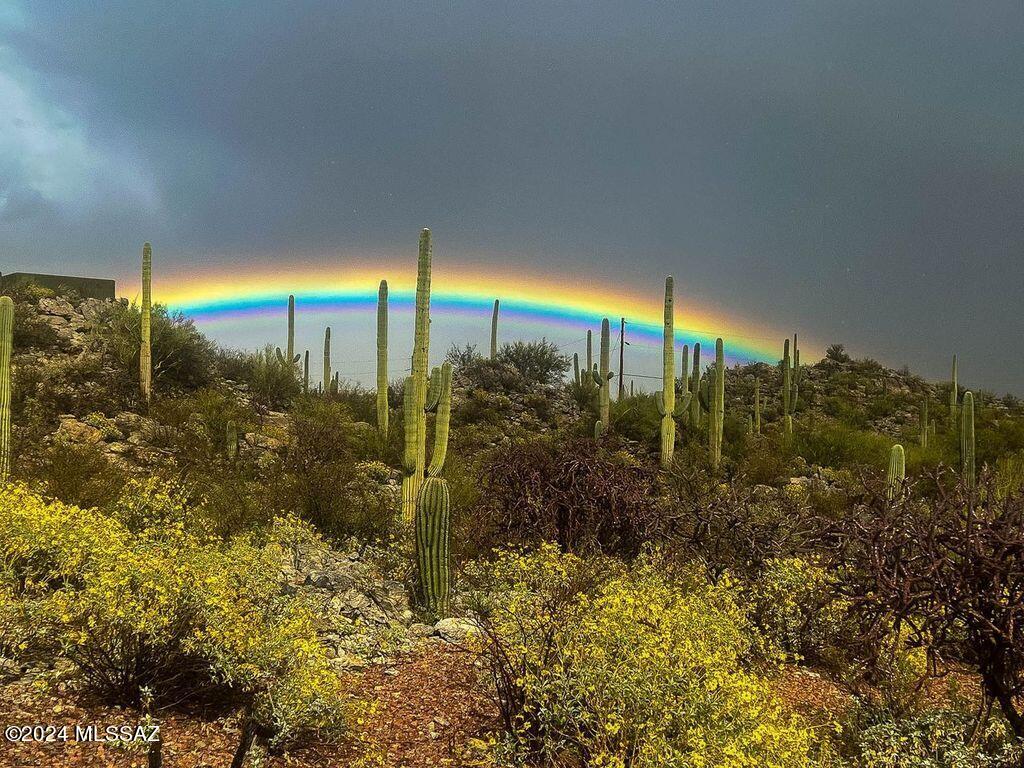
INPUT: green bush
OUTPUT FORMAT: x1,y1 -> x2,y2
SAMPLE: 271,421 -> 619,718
855,708 -> 1021,767
216,346 -> 300,413
94,301 -> 217,396
469,546 -> 813,767
793,421 -> 891,471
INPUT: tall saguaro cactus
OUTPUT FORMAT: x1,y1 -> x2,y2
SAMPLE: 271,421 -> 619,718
377,280 -> 389,438
920,397 -> 929,448
656,277 -> 691,467
887,444 -> 905,500
689,342 -> 701,428
950,355 -> 959,427
323,327 -> 332,391
490,299 -> 499,359
287,294 -> 295,364
0,296 -> 12,480
708,339 -> 725,470
591,318 -> 615,433
303,350 -> 309,393
401,229 -> 434,520
961,391 -> 975,490
781,337 -> 800,443
140,243 -> 152,406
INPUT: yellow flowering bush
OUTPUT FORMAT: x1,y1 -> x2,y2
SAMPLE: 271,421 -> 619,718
0,483 -> 348,748
470,545 -> 813,767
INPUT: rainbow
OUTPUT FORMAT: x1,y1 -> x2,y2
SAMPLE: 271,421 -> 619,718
153,262 -> 789,365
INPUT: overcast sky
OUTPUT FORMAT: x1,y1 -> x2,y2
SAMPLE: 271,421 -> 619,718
1,2 -> 1022,393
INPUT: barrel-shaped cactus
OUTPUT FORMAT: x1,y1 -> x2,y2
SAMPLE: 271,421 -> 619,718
490,299 -> 499,359
140,243 -> 152,405
887,444 -> 905,500
416,477 -> 451,616
377,280 -> 389,438
961,391 -> 975,490
0,296 -> 12,480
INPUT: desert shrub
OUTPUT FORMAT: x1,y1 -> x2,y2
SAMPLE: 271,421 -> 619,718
217,346 -> 300,413
448,340 -> 568,394
738,438 -> 794,485
0,484 -> 351,750
468,546 -> 813,767
825,344 -> 851,363
17,441 -> 129,510
793,421 -> 891,471
748,557 -> 852,668
13,351 -> 132,422
281,397 -> 390,540
855,708 -> 1021,767
665,478 -> 842,581
94,301 -> 217,394
607,393 -> 661,446
474,435 -> 666,557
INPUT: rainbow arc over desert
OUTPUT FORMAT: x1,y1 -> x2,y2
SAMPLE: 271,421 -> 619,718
155,261 -> 787,365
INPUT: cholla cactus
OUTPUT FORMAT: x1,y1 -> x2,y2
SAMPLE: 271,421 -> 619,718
0,296 -> 12,480
140,243 -> 152,405
887,444 -> 905,500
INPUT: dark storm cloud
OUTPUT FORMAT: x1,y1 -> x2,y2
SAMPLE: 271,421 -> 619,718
1,1 -> 1022,391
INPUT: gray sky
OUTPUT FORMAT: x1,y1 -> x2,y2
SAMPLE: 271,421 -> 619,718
2,1 -> 1022,393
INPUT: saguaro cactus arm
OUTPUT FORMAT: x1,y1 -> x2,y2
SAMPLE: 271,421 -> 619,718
427,363 -> 453,478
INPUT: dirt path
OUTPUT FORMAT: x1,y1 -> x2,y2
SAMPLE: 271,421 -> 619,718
0,644 -> 496,768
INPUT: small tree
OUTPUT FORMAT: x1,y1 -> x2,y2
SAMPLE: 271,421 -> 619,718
848,471 -> 1024,737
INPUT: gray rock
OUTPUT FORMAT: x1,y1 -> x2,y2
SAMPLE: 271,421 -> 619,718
434,617 -> 484,644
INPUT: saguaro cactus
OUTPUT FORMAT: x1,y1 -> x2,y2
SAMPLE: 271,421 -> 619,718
950,355 -> 959,427
226,420 -> 238,460
961,391 -> 975,490
323,327 -> 332,391
287,294 -> 295,364
427,363 -> 453,478
140,243 -> 152,405
416,477 -> 451,616
586,330 -> 593,377
0,296 -> 12,480
920,397 -> 929,448
782,337 -> 800,443
401,229 -> 434,520
689,342 -> 701,428
377,280 -> 389,438
573,353 -> 581,386
887,444 -> 905,500
591,318 -> 615,433
655,277 -> 691,468
490,299 -> 499,359
710,338 -> 725,469
303,350 -> 309,393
